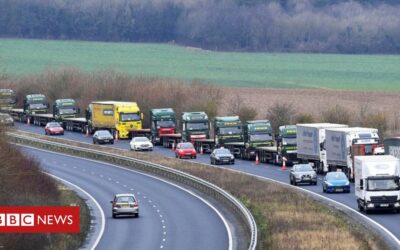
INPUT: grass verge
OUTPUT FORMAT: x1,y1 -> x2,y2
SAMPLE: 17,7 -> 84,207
0,127 -> 90,250
14,130 -> 391,250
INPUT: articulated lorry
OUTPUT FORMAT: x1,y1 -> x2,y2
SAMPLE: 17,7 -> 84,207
326,127 -> 380,181
222,120 -> 273,160
0,89 -> 16,110
194,116 -> 243,154
149,108 -> 178,145
181,112 -> 210,143
297,123 -> 348,174
255,125 -> 299,165
355,155 -> 400,213
9,94 -> 49,123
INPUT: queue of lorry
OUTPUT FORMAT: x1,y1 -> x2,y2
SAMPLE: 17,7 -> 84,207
1,89 -> 399,213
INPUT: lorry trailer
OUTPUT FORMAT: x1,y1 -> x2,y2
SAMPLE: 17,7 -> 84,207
0,89 -> 16,110
326,127 -> 380,181
297,123 -> 348,174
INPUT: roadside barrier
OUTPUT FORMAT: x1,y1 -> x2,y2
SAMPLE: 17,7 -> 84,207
8,132 -> 257,250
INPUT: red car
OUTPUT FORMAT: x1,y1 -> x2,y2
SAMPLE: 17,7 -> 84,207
175,142 -> 197,159
45,122 -> 64,135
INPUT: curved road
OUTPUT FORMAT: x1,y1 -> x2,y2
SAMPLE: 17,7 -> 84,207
15,123 -> 400,245
20,145 -> 229,250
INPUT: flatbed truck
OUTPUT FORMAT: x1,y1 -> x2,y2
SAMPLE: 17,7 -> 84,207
255,125 -> 299,165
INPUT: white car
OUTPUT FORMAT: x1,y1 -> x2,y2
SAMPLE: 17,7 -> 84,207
130,137 -> 153,151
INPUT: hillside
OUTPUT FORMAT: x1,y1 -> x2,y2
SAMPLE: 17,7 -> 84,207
0,0 -> 399,53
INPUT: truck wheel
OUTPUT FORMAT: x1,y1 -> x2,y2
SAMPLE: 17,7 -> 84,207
357,203 -> 363,212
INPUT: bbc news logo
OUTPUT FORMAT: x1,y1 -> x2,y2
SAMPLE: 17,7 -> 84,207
0,206 -> 80,233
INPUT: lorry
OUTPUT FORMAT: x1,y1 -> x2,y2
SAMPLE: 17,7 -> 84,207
326,127 -> 380,181
384,137 -> 400,159
28,98 -> 81,126
181,112 -> 210,143
223,120 -> 273,160
297,123 -> 348,174
0,89 -> 16,110
194,116 -> 243,154
254,125 -> 299,165
149,108 -> 178,145
85,101 -> 143,139
355,155 -> 400,213
8,94 -> 49,123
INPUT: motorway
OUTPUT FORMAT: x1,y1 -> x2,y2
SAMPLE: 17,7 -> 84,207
20,145 -> 229,250
14,123 -> 400,246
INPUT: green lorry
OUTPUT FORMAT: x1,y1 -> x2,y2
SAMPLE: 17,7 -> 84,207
0,89 -> 16,110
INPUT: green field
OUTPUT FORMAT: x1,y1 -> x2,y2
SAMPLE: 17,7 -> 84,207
1,38 -> 400,91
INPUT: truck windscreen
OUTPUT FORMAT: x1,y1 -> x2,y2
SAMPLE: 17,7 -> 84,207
367,178 -> 399,191
59,107 -> 76,114
29,103 -> 47,109
187,122 -> 208,131
157,120 -> 175,128
219,127 -> 242,135
282,137 -> 297,145
250,133 -> 272,142
121,113 -> 140,122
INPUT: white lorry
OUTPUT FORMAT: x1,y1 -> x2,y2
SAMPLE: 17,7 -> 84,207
355,155 -> 400,213
326,127 -> 380,181
296,123 -> 348,174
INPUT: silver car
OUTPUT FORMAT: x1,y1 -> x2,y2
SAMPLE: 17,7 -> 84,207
110,194 -> 139,218
130,136 -> 153,151
289,164 -> 317,185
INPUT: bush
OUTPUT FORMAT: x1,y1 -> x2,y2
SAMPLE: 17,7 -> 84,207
295,113 -> 315,123
266,103 -> 296,134
321,104 -> 351,125
364,113 -> 388,142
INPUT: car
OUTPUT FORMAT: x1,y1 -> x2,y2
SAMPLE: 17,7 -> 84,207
110,193 -> 139,218
210,148 -> 234,165
0,113 -> 14,126
93,130 -> 114,144
289,164 -> 317,185
322,171 -> 350,193
175,142 -> 197,159
45,122 -> 64,135
130,136 -> 153,151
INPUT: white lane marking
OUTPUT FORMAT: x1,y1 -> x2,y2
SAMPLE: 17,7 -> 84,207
18,145 -> 233,250
46,173 -> 106,250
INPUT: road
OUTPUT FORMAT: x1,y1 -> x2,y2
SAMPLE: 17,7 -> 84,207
15,123 -> 400,244
20,145 -> 229,250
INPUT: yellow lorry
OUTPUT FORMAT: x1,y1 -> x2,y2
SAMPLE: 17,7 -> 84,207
87,101 -> 143,139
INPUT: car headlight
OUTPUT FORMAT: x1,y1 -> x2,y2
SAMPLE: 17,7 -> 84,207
345,181 -> 350,186
325,182 -> 333,186
230,156 -> 234,159
215,156 -> 220,160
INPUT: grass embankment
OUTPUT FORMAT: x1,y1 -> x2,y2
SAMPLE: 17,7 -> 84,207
17,130 -> 389,249
1,38 -> 400,91
0,127 -> 90,250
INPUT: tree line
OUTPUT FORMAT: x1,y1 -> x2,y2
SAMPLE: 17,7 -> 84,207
1,0 -> 400,53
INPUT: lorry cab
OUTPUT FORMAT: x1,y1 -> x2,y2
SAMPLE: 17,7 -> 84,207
0,89 -> 16,110
86,101 -> 143,139
23,94 -> 49,114
214,116 -> 243,146
150,108 -> 177,143
53,99 -> 80,120
276,125 -> 298,164
244,120 -> 273,148
181,112 -> 210,143
355,155 -> 400,213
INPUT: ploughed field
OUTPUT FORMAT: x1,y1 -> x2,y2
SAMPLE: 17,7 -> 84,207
1,38 -> 400,91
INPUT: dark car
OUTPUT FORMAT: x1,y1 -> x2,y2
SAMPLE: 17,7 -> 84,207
0,113 -> 14,126
322,172 -> 350,193
289,164 -> 317,185
175,142 -> 197,159
45,122 -> 64,135
210,148 -> 234,165
93,130 -> 114,144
